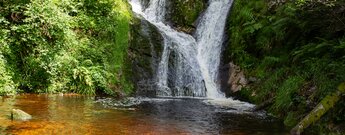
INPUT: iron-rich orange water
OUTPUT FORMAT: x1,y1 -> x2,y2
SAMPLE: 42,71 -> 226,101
0,94 -> 287,135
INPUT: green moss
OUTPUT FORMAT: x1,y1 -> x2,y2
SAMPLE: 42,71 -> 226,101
337,82 -> 345,93
169,0 -> 205,31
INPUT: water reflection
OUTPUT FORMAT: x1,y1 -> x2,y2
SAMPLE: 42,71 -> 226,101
0,94 -> 287,134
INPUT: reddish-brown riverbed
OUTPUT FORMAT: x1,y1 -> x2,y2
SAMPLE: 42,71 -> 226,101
0,94 -> 287,135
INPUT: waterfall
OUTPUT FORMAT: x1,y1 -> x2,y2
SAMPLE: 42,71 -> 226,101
196,0 -> 234,98
129,0 -> 233,98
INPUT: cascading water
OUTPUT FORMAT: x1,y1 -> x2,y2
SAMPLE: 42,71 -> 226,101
196,0 -> 234,98
129,0 -> 233,98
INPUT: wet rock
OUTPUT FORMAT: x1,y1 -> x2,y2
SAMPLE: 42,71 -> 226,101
11,109 -> 32,121
175,26 -> 195,34
171,87 -> 179,97
167,0 -> 206,34
248,77 -> 258,83
127,17 -> 164,96
228,62 -> 248,93
138,0 -> 150,9
183,84 -> 194,96
167,49 -> 178,89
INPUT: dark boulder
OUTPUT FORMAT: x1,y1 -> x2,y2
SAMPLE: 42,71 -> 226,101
126,17 -> 164,97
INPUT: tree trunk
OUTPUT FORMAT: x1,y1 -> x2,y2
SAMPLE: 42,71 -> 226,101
290,82 -> 345,135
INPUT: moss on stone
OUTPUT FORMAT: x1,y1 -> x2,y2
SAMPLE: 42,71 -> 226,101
168,0 -> 206,33
127,17 -> 164,95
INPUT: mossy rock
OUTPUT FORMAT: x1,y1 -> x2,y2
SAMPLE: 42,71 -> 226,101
127,17 -> 164,95
167,0 -> 206,33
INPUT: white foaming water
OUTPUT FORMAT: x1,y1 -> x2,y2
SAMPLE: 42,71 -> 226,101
196,0 -> 234,98
203,98 -> 255,113
129,0 -> 233,98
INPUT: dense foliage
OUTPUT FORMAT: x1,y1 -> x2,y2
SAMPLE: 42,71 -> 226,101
0,0 -> 133,95
226,0 -> 345,133
1,0 -> 344,133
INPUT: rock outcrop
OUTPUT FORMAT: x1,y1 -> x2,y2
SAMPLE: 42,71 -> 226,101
167,0 -> 206,34
228,62 -> 248,93
127,0 -> 208,96
11,109 -> 32,121
127,17 -> 164,96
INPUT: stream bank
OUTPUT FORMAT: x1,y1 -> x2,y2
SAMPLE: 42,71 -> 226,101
222,0 -> 345,134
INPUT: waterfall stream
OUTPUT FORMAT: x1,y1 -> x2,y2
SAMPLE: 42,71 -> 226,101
129,0 -> 233,98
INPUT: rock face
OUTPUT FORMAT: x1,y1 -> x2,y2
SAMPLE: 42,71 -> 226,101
127,1 -> 208,96
127,17 -> 164,97
167,0 -> 206,34
228,62 -> 247,93
11,109 -> 32,121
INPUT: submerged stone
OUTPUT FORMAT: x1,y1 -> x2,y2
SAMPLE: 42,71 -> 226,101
11,109 -> 32,121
